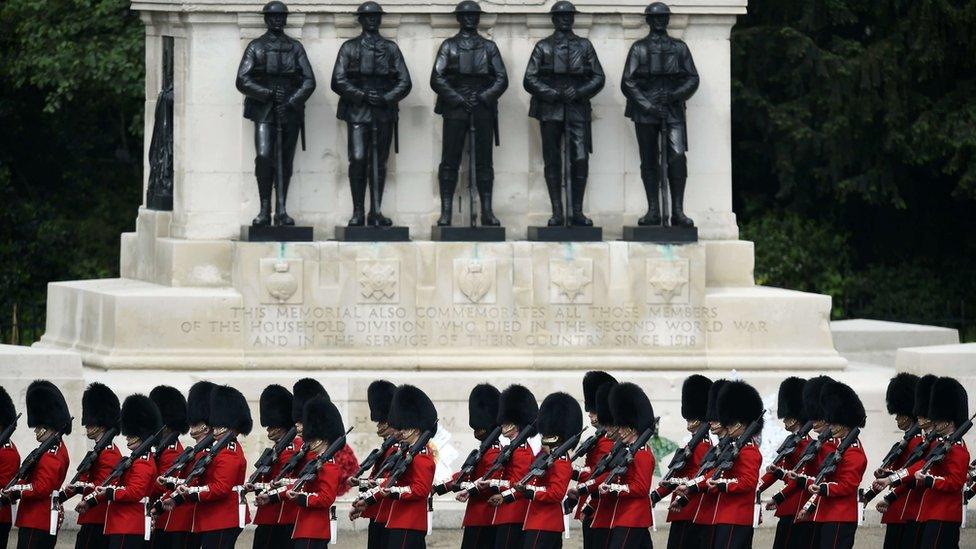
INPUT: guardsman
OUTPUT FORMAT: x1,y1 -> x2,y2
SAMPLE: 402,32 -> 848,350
523,0 -> 605,226
251,385 -> 299,548
286,395 -> 343,548
5,381 -> 72,549
431,0 -> 509,227
908,377 -> 969,549
291,379 -> 359,496
573,371 -> 617,549
654,374 -> 713,549
94,395 -> 163,548
331,1 -> 412,227
762,377 -> 810,549
580,382 -> 618,549
875,373 -> 923,549
376,385 -> 438,548
0,388 -> 20,549
66,383 -> 123,549
622,1 -> 700,227
795,382 -> 867,549
236,0 -> 316,227
600,383 -> 656,549
454,383 -> 502,549
351,380 -> 398,549
169,385 -> 252,548
682,378 -> 727,535
516,393 -> 581,547
485,385 -> 539,549
148,385 -> 190,549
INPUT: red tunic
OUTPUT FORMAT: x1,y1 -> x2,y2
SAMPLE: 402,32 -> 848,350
887,436 -> 939,524
153,441 -> 181,531
363,444 -> 399,521
462,445 -> 500,527
15,440 -> 70,532
160,442 -> 199,533
694,442 -> 760,526
880,433 -> 925,525
384,445 -> 435,532
292,452 -> 340,540
103,453 -> 157,536
574,435 -> 615,520
807,439 -> 867,524
0,442 -> 20,525
760,436 -> 811,518
653,438 -> 711,523
609,447 -> 655,529
253,436 -> 301,526
917,441 -> 969,523
189,439 -> 251,533
523,456 -> 572,532
76,443 -> 122,526
491,443 -> 533,526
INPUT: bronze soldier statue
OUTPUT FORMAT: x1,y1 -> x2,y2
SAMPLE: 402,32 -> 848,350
431,0 -> 509,227
622,2 -> 699,228
524,1 -> 605,227
332,1 -> 412,228
236,1 -> 316,227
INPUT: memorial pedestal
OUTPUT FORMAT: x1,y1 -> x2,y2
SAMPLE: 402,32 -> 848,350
431,226 -> 506,242
334,225 -> 410,242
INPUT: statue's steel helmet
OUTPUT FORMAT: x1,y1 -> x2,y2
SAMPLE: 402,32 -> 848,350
550,1 -> 578,14
645,2 -> 671,16
357,1 -> 384,15
263,1 -> 289,14
454,1 -> 483,14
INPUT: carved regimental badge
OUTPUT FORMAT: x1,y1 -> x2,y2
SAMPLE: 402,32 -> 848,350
549,258 -> 593,304
454,259 -> 496,304
647,258 -> 690,304
260,258 -> 303,304
358,259 -> 400,303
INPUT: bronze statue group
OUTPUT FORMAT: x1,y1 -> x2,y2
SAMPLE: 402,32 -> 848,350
238,0 -> 698,233
0,371 -> 971,549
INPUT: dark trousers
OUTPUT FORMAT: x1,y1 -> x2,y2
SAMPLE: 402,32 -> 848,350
198,529 -> 240,549
76,524 -> 109,549
586,526 -> 610,549
540,119 -> 590,182
607,527 -> 652,549
918,521 -> 961,549
898,521 -> 921,549
493,523 -> 524,549
882,523 -> 904,549
253,120 -> 301,205
634,122 -> 688,181
108,535 -> 147,549
346,122 -> 394,212
16,528 -> 55,549
253,524 -> 293,549
368,519 -> 386,549
384,528 -> 425,549
0,523 -> 9,549
521,530 -> 562,549
779,518 -> 814,549
461,525 -> 496,549
438,116 -> 495,191
292,539 -> 328,549
815,522 -> 856,549
705,524 -> 753,549
666,521 -> 701,549
150,530 -> 192,549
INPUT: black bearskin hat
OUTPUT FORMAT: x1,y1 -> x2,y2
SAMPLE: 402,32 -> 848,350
681,375 -> 712,421
26,380 -> 72,434
885,373 -> 918,418
388,385 -> 438,433
293,378 -> 328,423
259,385 -> 293,429
913,375 -> 938,419
497,385 -> 538,428
777,377 -> 806,421
368,380 -> 397,423
718,380 -> 764,429
538,392 -> 583,448
120,394 -> 163,441
150,386 -> 189,434
706,379 -> 728,422
0,387 -> 16,429
468,383 -> 500,431
209,385 -> 253,435
821,381 -> 866,429
302,395 -> 345,443
583,371 -> 617,413
928,377 -> 969,427
802,376 -> 834,422
187,381 -> 216,426
81,382 -> 121,429
595,382 -> 616,426
609,382 -> 654,432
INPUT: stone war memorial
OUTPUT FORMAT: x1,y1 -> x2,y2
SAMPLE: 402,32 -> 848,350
3,0 -> 976,546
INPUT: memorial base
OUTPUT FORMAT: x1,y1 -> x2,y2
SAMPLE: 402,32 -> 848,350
431,225 -> 506,242
622,225 -> 699,243
334,225 -> 410,242
527,225 -> 603,242
241,225 -> 314,242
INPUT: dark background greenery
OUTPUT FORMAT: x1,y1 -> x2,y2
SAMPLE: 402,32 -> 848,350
1,0 -> 974,344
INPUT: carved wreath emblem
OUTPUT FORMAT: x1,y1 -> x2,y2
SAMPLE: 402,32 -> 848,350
359,261 -> 398,301
457,261 -> 492,303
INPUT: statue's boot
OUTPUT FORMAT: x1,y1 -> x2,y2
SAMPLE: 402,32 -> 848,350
669,176 -> 695,228
367,168 -> 392,227
348,176 -> 367,227
252,176 -> 273,226
477,176 -> 500,226
274,174 -> 295,226
638,170 -> 663,226
545,173 -> 564,227
436,174 -> 456,227
570,176 -> 592,227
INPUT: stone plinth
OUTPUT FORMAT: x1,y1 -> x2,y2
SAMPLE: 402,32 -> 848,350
896,343 -> 976,377
832,319 -> 960,367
